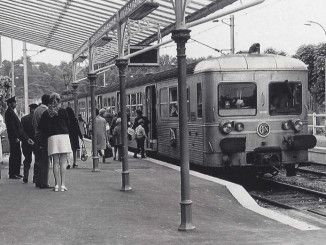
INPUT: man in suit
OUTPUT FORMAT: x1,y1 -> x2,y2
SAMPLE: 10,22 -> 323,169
33,94 -> 51,188
21,103 -> 38,183
4,96 -> 34,179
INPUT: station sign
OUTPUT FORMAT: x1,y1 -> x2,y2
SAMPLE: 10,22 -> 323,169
128,45 -> 159,67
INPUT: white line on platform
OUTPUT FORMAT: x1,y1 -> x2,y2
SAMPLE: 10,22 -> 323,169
145,156 -> 320,231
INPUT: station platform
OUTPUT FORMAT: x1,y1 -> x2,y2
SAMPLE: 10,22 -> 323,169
1,153 -> 326,244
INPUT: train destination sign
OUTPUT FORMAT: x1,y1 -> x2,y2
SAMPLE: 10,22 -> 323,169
128,45 -> 159,66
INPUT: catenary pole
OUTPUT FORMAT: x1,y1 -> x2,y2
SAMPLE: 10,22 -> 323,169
23,42 -> 28,114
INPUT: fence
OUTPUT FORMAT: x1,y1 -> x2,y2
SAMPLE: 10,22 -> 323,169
308,113 -> 326,135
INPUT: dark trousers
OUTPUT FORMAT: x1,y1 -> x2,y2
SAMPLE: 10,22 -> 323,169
22,143 -> 34,181
8,141 -> 21,177
135,137 -> 145,157
34,147 -> 49,187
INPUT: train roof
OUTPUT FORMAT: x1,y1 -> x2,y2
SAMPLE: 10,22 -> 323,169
194,54 -> 308,73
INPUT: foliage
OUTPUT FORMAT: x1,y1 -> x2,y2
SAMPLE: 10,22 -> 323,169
294,43 -> 326,110
0,76 -> 12,114
264,48 -> 287,56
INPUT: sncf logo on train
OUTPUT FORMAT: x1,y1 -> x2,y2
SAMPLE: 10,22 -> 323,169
257,122 -> 270,138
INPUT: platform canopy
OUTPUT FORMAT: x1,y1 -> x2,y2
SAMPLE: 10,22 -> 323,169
0,0 -> 242,66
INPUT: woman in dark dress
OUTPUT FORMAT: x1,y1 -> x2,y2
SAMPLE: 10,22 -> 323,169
66,107 -> 83,169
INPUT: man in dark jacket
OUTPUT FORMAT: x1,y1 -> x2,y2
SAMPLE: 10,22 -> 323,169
4,96 -> 34,179
21,103 -> 38,183
32,94 -> 51,188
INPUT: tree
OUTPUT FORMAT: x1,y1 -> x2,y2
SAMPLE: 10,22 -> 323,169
294,43 -> 326,111
264,48 -> 287,56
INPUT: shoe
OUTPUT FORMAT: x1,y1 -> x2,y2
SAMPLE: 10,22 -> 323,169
17,174 -> 23,178
61,186 -> 68,192
9,175 -> 20,179
133,155 -> 138,159
53,185 -> 59,192
66,165 -> 71,169
141,155 -> 146,159
113,157 -> 116,161
40,185 -> 53,189
35,183 -> 41,188
23,178 -> 28,183
72,164 -> 78,168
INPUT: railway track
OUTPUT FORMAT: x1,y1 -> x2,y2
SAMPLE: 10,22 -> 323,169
297,162 -> 326,177
250,177 -> 326,217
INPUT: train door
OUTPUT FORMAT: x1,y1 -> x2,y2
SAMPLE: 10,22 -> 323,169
145,85 -> 157,151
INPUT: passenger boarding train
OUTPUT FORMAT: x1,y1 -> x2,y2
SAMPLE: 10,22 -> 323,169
62,54 -> 316,175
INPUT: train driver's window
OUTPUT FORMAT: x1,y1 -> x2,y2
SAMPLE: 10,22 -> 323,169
269,81 -> 302,115
169,87 -> 178,117
218,82 -> 257,116
160,88 -> 169,118
197,83 -> 202,118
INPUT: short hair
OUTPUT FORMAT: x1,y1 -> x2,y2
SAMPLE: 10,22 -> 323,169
49,93 -> 60,104
99,108 -> 106,116
41,94 -> 50,106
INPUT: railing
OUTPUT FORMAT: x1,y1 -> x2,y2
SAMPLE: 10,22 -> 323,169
308,113 -> 326,135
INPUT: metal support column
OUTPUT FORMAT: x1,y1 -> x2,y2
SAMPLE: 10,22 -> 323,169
23,42 -> 28,114
171,29 -> 195,231
230,15 -> 235,54
115,58 -> 132,192
11,38 -> 15,96
88,72 -> 100,171
72,83 -> 79,115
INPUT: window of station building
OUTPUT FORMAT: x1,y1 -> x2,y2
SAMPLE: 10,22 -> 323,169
169,87 -> 178,117
218,82 -> 257,116
160,88 -> 169,118
197,83 -> 202,118
103,98 -> 108,107
269,81 -> 302,116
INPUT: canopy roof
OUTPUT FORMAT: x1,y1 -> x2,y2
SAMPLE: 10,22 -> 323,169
0,0 -> 239,65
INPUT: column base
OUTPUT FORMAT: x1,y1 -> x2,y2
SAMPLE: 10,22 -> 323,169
178,200 -> 195,231
120,171 -> 132,192
92,156 -> 100,172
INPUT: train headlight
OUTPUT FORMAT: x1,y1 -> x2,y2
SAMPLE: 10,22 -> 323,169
220,122 -> 232,134
282,120 -> 291,130
293,119 -> 303,132
234,122 -> 244,132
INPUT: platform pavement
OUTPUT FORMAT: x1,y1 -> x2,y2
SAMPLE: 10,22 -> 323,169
1,155 -> 326,244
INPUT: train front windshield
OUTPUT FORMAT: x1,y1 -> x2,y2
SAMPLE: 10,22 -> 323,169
269,81 -> 302,115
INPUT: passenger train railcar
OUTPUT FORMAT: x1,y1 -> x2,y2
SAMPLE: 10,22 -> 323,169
62,54 -> 316,175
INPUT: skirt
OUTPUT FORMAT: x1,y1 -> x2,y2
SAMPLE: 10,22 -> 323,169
48,134 -> 72,156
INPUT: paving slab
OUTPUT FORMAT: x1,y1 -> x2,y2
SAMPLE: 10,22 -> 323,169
1,154 -> 326,244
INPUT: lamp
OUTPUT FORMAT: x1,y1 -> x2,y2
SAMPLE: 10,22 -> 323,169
75,55 -> 87,63
94,35 -> 113,47
129,1 -> 159,20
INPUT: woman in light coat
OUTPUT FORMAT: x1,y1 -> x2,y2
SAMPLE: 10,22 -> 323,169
95,108 -> 107,157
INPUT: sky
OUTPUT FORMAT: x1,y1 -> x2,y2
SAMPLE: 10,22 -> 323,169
0,0 -> 326,66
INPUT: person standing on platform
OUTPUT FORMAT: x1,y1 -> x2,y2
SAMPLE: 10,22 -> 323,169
5,96 -> 34,179
112,118 -> 122,161
38,93 -> 72,192
66,107 -> 83,169
0,114 -> 6,164
33,94 -> 51,188
77,114 -> 87,138
21,103 -> 38,183
134,119 -> 147,159
95,108 -> 107,159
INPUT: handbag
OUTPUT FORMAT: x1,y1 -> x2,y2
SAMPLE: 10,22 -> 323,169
104,143 -> 113,158
80,141 -> 88,162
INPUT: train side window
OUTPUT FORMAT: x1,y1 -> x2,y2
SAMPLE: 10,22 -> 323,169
169,87 -> 178,117
160,88 -> 169,118
136,92 -> 143,112
197,83 -> 202,118
104,98 -> 108,107
269,81 -> 302,115
111,97 -> 116,113
218,82 -> 257,116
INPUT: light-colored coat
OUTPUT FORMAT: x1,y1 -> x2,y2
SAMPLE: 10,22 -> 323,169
95,115 -> 107,150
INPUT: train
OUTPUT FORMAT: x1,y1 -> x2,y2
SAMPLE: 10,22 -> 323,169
61,53 -> 317,176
